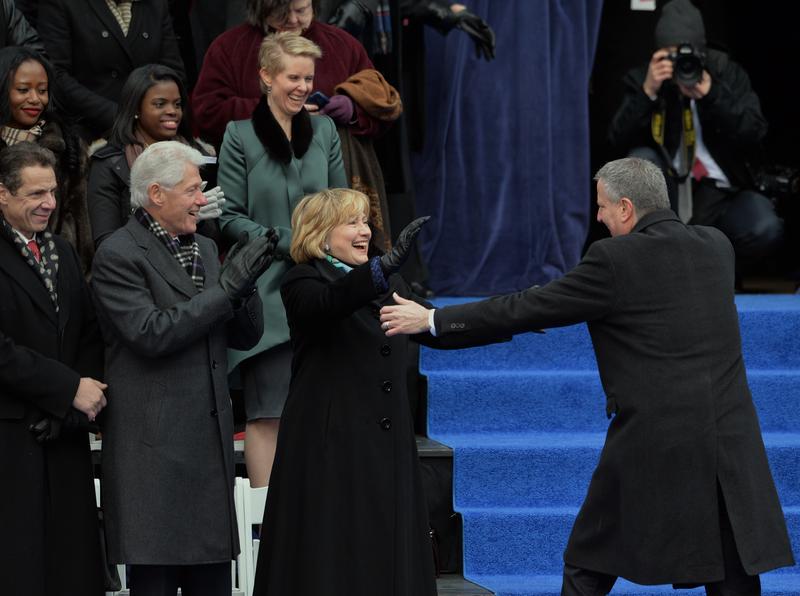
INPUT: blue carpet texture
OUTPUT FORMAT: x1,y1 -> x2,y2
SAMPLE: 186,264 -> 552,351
422,295 -> 800,594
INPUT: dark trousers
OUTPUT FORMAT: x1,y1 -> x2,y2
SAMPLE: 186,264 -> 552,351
129,562 -> 231,596
561,486 -> 761,596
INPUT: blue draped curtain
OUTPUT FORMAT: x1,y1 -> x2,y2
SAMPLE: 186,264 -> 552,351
412,0 -> 604,296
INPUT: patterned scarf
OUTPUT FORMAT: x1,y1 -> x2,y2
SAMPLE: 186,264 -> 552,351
0,216 -> 60,310
104,0 -> 134,35
1,120 -> 45,146
326,254 -> 352,272
134,208 -> 205,291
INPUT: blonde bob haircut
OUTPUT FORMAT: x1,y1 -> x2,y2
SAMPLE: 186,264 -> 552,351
258,31 -> 322,94
290,188 -> 371,264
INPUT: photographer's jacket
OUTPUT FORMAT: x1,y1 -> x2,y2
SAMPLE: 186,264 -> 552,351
432,210 -> 794,584
608,48 -> 766,189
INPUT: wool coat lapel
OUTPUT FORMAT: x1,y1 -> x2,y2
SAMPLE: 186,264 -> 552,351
250,96 -> 313,163
87,0 -> 135,64
125,218 -> 198,299
0,235 -> 58,325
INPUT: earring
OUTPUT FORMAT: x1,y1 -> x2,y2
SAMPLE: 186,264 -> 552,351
266,85 -> 272,95
324,243 -> 330,253
134,114 -> 139,119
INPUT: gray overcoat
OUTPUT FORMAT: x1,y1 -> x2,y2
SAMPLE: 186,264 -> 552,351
91,217 -> 263,565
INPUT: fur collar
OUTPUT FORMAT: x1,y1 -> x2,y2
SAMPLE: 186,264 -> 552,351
251,95 -> 312,164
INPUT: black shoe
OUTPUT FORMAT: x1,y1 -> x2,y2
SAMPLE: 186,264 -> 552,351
410,281 -> 435,299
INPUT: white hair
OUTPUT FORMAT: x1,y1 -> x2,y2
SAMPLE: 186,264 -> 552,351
129,141 -> 205,209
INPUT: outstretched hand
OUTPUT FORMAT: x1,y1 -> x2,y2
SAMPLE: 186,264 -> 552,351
380,216 -> 430,275
453,9 -> 496,61
380,292 -> 433,336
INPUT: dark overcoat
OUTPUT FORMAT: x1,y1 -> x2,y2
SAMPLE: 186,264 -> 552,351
37,0 -> 185,138
434,210 -> 794,585
0,232 -> 104,595
91,218 -> 262,564
253,259 -> 467,596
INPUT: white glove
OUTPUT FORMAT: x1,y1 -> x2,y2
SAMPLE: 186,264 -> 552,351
198,182 -> 225,221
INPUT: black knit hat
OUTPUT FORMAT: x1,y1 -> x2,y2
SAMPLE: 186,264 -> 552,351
654,0 -> 706,50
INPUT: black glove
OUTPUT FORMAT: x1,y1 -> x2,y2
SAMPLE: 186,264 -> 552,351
219,230 -> 279,302
451,9 -> 495,60
421,3 -> 496,61
380,216 -> 430,274
328,0 -> 372,37
29,417 -> 62,443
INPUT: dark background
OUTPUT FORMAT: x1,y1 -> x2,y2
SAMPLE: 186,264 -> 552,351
588,1 -> 800,279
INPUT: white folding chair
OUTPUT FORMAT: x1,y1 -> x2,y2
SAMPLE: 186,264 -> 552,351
234,477 -> 268,596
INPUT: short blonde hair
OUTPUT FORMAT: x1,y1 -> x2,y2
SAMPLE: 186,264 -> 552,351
290,188 -> 370,264
258,31 -> 322,93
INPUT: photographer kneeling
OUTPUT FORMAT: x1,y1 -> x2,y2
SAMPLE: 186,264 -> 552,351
608,0 -> 782,272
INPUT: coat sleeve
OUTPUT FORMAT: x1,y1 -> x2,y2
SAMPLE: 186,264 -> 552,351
91,240 -> 236,358
217,122 -> 277,244
3,0 -> 45,52
87,154 -> 129,248
191,36 -> 260,146
434,241 -> 618,343
697,58 -> 767,148
281,263 -> 378,329
327,121 -> 348,188
37,0 -> 117,133
0,331 -> 80,418
607,67 -> 657,152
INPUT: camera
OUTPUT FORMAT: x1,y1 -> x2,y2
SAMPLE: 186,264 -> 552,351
668,43 -> 705,86
754,165 -> 800,200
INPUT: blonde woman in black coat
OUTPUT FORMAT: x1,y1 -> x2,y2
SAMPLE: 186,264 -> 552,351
253,188 -> 460,596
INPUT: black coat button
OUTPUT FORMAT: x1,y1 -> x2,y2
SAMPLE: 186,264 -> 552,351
380,344 -> 391,356
380,417 -> 391,430
101,30 -> 109,38
210,409 -> 218,417
111,70 -> 118,78
142,31 -> 150,39
381,380 -> 392,393
212,359 -> 218,370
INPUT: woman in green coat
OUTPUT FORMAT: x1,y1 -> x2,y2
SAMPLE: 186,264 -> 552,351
217,31 -> 346,488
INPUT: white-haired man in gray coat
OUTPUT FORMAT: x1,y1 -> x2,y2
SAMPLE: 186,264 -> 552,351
91,141 -> 277,595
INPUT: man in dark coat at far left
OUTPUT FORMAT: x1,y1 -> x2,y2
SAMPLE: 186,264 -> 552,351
0,142 -> 108,595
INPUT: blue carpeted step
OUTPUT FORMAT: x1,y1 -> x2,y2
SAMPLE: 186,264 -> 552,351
438,432 -> 800,508
427,370 -> 800,435
458,506 -> 800,577
467,573 -> 800,595
423,295 -> 800,372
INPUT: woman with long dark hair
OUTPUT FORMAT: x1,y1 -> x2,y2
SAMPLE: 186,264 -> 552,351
87,63 -> 221,247
0,45 -> 93,272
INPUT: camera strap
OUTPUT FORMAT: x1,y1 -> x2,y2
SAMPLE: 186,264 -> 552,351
650,97 -> 696,183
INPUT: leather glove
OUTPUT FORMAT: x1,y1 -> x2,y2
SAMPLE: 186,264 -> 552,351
219,230 -> 279,302
328,0 -> 372,37
380,216 -> 430,275
451,9 -> 496,60
320,94 -> 355,125
29,417 -> 62,443
197,181 -> 226,221
422,3 -> 496,61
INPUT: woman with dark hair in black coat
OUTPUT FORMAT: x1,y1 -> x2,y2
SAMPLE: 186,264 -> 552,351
0,45 -> 93,272
87,63 -> 221,248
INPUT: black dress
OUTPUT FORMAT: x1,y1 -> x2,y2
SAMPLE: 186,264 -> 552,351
253,259 -> 440,596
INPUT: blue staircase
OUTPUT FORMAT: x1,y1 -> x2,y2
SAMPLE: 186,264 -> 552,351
422,295 -> 800,595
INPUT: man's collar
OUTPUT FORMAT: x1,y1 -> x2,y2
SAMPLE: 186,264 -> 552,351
631,209 -> 681,233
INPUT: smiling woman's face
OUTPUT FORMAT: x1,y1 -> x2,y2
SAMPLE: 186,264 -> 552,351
261,54 -> 315,120
8,59 -> 49,129
137,80 -> 183,144
327,211 -> 371,266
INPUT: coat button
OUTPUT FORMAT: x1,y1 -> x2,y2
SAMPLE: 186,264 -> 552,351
381,380 -> 392,393
210,409 -> 218,417
101,30 -> 109,38
380,417 -> 391,430
380,344 -> 391,356
212,359 -> 218,369
111,70 -> 119,78
142,31 -> 150,39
